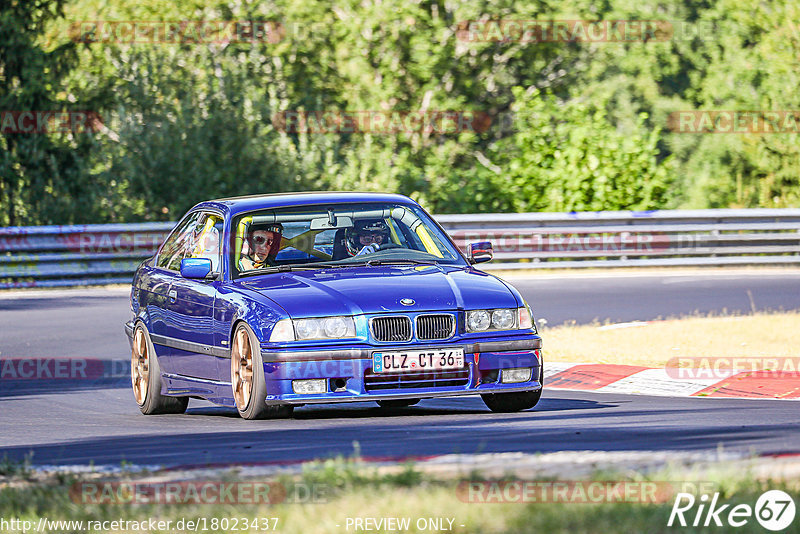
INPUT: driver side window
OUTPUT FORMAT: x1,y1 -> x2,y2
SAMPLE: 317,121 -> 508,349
191,215 -> 222,271
157,212 -> 205,271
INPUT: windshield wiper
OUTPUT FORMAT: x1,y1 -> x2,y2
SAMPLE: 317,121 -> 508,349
238,259 -> 439,276
362,258 -> 439,267
238,264 -> 339,277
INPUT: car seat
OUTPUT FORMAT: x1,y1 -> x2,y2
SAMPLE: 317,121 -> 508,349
331,228 -> 348,260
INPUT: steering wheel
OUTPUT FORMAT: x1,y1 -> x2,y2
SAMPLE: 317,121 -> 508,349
378,243 -> 402,251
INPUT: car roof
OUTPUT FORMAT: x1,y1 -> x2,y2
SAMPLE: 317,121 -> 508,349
192,191 -> 417,217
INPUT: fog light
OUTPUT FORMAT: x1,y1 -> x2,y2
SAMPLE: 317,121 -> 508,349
292,379 -> 327,394
501,368 -> 533,384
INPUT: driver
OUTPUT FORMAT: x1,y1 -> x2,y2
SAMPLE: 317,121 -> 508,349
345,219 -> 391,256
240,222 -> 283,270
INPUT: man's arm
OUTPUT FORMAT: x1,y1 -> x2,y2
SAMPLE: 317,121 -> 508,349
239,256 -> 255,271
355,243 -> 380,256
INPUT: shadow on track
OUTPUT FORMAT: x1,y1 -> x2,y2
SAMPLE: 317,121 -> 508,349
6,394 -> 789,468
0,295 -> 127,312
0,414 -> 788,469
183,397 -> 614,420
0,378 -> 129,399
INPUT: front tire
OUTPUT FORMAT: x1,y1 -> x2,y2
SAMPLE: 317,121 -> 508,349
231,323 -> 293,420
131,323 -> 188,415
481,364 -> 543,413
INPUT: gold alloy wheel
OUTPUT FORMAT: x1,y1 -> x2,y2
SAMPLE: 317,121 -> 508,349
131,327 -> 150,405
231,327 -> 254,411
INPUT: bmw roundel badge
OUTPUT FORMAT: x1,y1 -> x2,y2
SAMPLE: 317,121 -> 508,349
400,298 -> 415,306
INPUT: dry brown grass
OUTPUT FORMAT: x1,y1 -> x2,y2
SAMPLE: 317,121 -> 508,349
541,311 -> 800,367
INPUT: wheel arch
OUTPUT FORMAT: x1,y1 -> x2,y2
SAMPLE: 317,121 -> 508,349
226,301 -> 287,348
229,317 -> 252,347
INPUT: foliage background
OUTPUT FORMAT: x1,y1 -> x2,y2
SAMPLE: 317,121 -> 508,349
1,0 -> 799,225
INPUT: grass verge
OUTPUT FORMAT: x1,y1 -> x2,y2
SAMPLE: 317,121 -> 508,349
541,311 -> 800,368
1,457 -> 799,533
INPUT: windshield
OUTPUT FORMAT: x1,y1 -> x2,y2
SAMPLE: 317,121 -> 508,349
230,202 -> 466,277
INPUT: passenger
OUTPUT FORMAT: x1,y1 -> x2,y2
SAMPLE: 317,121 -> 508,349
240,223 -> 283,270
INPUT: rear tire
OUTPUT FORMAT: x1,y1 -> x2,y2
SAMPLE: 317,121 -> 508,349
377,399 -> 420,408
231,322 -> 293,420
481,364 -> 543,413
131,323 -> 189,415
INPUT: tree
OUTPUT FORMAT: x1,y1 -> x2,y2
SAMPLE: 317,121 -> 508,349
490,87 -> 673,212
0,0 -> 104,225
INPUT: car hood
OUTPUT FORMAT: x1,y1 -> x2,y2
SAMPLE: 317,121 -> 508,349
236,265 -> 519,317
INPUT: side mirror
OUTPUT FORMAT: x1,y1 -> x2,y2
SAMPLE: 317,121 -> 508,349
180,258 -> 213,279
468,241 -> 493,264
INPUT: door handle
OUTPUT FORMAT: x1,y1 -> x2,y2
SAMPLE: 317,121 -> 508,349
168,290 -> 177,302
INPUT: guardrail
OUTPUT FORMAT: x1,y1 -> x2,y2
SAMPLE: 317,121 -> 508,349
0,222 -> 173,289
439,208 -> 800,270
1,209 -> 799,288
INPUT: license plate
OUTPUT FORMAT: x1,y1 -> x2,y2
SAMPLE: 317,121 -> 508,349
372,348 -> 465,373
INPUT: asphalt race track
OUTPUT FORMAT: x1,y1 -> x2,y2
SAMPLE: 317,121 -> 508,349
1,269 -> 799,468
0,389 -> 798,468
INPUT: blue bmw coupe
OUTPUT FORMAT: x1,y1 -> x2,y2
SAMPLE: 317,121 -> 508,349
125,192 -> 543,419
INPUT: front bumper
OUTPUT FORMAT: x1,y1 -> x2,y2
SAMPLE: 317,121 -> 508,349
267,384 -> 539,405
261,336 -> 542,406
124,321 -> 134,347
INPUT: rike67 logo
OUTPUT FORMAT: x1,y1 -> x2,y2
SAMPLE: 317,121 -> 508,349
669,490 -> 796,531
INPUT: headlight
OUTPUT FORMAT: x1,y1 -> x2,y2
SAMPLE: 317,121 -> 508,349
492,309 -> 515,329
466,310 -> 491,331
322,316 -> 349,338
270,316 -> 356,342
295,319 -> 321,339
467,308 -> 518,332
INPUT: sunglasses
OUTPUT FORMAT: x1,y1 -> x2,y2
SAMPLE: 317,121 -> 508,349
359,234 -> 384,244
252,235 -> 275,245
